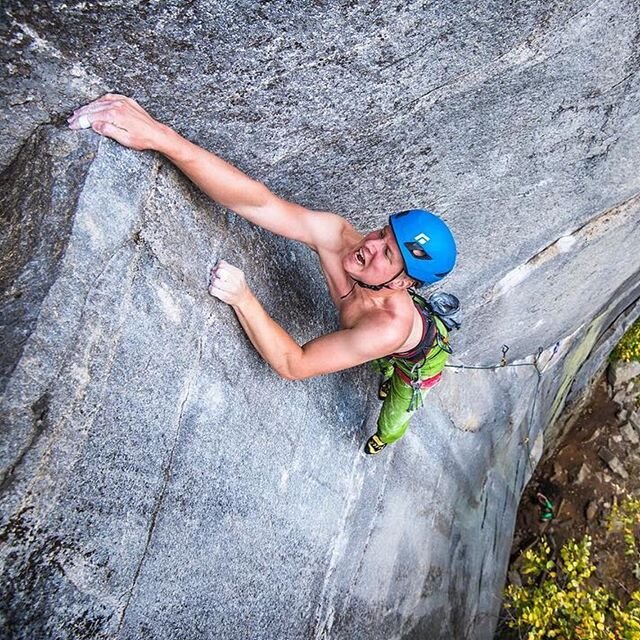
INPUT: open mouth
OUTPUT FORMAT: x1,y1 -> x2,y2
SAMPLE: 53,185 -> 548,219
355,247 -> 365,266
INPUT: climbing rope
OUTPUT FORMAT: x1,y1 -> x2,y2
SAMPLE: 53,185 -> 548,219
444,344 -> 555,371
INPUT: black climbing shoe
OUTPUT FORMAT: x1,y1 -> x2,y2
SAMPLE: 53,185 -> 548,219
378,378 -> 391,401
364,434 -> 387,455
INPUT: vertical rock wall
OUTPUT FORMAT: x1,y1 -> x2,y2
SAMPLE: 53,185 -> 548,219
1,1 -> 640,638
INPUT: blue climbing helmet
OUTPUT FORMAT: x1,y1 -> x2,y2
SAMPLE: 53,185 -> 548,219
388,209 -> 457,286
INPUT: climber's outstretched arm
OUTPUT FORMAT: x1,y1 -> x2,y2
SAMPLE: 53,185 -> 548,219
68,94 -> 348,252
210,261 -> 408,380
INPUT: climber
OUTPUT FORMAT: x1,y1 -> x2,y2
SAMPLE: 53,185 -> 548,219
68,94 -> 457,455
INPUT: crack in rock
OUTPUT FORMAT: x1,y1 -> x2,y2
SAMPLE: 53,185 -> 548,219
115,332 -> 205,635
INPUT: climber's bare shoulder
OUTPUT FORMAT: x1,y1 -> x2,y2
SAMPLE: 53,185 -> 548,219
289,303 -> 411,380
306,216 -> 363,305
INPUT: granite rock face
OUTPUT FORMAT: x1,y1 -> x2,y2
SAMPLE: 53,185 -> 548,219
1,2 -> 640,639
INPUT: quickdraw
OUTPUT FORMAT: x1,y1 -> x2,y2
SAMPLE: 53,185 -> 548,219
537,492 -> 554,522
408,378 -> 424,412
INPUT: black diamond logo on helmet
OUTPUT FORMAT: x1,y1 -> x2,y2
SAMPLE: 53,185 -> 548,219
404,241 -> 432,260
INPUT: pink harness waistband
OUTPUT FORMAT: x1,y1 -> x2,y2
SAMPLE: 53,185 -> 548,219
396,369 -> 442,388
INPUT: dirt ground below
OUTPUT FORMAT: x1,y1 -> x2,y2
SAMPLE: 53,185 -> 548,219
496,372 -> 640,637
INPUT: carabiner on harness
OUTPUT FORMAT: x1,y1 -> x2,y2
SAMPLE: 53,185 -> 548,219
435,332 -> 453,355
406,359 -> 426,412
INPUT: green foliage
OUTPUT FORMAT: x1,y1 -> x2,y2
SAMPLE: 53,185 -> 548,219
610,316 -> 640,363
608,496 -> 640,558
504,534 -> 640,639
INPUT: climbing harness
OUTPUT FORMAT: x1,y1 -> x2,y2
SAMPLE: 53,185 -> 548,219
384,290 -> 458,412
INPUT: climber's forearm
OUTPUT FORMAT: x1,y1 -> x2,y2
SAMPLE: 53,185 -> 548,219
153,127 -> 331,246
154,125 -> 272,218
210,262 -> 381,381
230,291 -> 303,381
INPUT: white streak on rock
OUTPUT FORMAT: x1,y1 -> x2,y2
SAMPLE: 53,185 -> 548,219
154,284 -> 182,324
491,192 -> 638,300
201,381 -> 225,410
79,214 -> 105,248
279,468 -> 290,492
493,233 -> 576,297
13,19 -> 105,89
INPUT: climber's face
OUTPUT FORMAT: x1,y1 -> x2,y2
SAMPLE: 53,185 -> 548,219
344,225 -> 406,286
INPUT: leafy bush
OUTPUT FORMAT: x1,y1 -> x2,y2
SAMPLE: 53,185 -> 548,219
609,496 -> 640,560
504,497 -> 640,640
610,316 -> 640,363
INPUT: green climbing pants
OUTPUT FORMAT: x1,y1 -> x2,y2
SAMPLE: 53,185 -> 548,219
371,352 -> 447,444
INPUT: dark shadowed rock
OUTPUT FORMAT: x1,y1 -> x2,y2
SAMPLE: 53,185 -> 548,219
599,448 -> 630,480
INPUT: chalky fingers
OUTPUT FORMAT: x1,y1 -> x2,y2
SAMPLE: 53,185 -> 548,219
68,103 -> 118,130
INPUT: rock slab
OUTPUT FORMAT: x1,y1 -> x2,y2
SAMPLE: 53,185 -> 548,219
1,1 -> 640,639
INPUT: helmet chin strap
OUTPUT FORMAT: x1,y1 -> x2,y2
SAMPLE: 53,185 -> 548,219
340,268 -> 405,299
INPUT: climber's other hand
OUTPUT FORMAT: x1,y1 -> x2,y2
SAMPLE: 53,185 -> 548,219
208,260 -> 251,307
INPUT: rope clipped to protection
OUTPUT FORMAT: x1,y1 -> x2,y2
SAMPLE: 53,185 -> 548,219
445,342 -> 558,372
